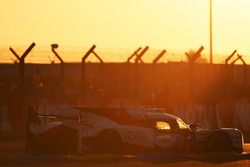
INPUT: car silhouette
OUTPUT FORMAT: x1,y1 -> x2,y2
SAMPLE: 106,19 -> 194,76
27,106 -> 244,154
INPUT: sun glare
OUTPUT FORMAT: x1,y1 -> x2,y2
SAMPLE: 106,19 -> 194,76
1,0 -> 250,63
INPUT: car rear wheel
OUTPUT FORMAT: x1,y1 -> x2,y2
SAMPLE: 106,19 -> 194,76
206,132 -> 232,152
53,126 -> 78,152
97,131 -> 122,154
34,125 -> 77,153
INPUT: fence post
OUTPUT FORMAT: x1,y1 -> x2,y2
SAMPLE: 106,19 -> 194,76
10,42 -> 36,92
81,45 -> 103,98
127,47 -> 141,63
51,44 -> 65,84
9,42 -> 36,150
152,50 -> 167,105
153,50 -> 166,64
135,46 -> 149,64
225,50 -> 237,65
134,46 -> 149,99
231,54 -> 247,98
185,46 -> 204,100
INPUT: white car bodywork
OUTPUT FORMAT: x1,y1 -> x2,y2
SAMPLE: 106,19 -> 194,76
29,107 -> 244,153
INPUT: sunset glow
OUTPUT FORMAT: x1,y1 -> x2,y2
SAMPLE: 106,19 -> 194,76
1,0 -> 250,63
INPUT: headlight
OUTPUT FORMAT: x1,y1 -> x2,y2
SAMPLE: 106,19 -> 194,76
155,121 -> 170,130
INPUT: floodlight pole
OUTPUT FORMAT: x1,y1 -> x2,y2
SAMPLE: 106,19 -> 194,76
210,0 -> 213,64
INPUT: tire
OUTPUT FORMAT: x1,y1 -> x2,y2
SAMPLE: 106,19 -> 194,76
34,125 -> 77,153
183,140 -> 192,154
52,126 -> 78,152
182,138 -> 197,154
206,132 -> 233,152
97,131 -> 122,154
182,133 -> 197,154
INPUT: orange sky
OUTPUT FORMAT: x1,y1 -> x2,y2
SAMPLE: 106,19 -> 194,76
1,0 -> 250,63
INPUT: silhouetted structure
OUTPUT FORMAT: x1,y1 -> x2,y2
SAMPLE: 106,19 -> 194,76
1,44 -> 250,137
153,50 -> 166,64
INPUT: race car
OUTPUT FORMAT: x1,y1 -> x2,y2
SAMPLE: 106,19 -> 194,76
27,106 -> 244,154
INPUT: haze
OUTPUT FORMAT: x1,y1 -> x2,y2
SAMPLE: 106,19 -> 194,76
1,0 -> 250,62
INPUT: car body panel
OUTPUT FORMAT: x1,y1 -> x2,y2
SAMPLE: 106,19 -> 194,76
28,106 -> 244,153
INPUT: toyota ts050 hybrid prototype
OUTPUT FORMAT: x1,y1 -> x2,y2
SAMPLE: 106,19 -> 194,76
27,106 -> 244,154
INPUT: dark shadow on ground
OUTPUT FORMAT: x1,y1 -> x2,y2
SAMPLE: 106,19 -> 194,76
1,139 -> 250,165
136,152 -> 250,164
5,152 -> 250,165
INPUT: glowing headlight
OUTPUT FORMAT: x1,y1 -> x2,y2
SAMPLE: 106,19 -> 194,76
155,121 -> 170,130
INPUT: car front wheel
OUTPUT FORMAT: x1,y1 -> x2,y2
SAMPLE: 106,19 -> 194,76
206,132 -> 232,152
97,131 -> 122,154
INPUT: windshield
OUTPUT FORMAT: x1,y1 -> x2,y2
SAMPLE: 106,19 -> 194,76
176,118 -> 189,129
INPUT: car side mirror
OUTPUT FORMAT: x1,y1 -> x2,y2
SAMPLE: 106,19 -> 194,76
189,123 -> 199,130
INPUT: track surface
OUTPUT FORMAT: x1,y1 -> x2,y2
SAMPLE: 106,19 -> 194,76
1,140 -> 250,167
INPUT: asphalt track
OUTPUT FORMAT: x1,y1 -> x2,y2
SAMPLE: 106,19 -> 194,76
1,141 -> 250,167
